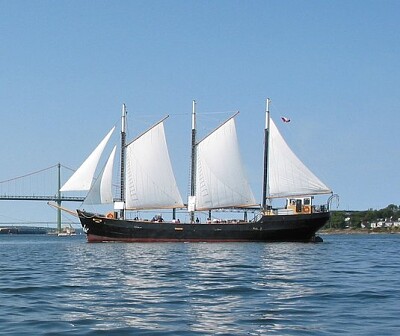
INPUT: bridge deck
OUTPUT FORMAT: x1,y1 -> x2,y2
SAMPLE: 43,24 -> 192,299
0,195 -> 85,202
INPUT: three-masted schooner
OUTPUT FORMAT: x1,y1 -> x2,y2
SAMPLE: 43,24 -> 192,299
60,99 -> 332,242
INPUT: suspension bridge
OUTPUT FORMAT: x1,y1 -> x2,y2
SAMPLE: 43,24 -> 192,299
0,164 -> 85,232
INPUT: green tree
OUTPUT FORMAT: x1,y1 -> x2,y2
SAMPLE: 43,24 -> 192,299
323,204 -> 400,230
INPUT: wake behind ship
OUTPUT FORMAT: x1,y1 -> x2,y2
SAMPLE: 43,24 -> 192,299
60,99 -> 332,243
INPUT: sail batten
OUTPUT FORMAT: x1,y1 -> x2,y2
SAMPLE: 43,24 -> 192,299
125,122 -> 184,210
60,127 -> 115,192
195,117 -> 256,210
267,118 -> 331,199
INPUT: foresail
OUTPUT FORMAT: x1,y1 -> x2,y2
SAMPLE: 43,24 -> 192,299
125,121 -> 184,210
195,117 -> 256,210
60,127 -> 115,192
268,118 -> 331,198
84,146 -> 116,205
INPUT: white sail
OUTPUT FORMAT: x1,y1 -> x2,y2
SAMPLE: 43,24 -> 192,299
125,121 -> 184,210
60,127 -> 115,192
195,117 -> 256,210
268,118 -> 331,198
84,146 -> 116,205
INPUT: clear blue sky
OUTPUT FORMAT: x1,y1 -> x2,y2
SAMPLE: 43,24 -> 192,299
1,0 -> 399,224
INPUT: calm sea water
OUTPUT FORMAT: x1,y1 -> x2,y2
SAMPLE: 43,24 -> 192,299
0,233 -> 399,335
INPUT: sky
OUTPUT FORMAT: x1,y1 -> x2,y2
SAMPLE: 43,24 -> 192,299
1,0 -> 400,225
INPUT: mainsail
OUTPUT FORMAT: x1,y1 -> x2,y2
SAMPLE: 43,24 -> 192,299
84,146 -> 116,204
195,117 -> 256,210
125,120 -> 184,210
60,127 -> 115,192
267,118 -> 331,198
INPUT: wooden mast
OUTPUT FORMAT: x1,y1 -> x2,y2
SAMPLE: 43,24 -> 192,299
262,98 -> 270,212
190,100 -> 197,223
120,103 -> 127,219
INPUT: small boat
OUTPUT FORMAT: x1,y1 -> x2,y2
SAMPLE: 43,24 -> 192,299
57,224 -> 77,237
60,99 -> 332,242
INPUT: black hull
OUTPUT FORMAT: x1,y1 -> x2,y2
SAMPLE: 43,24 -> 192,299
77,210 -> 329,243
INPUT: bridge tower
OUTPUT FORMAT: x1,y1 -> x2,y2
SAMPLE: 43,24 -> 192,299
57,163 -> 62,233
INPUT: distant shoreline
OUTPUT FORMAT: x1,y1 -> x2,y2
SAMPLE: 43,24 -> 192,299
319,228 -> 400,234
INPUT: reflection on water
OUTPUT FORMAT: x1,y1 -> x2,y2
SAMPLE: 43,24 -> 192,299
1,235 -> 400,335
59,242 -> 327,334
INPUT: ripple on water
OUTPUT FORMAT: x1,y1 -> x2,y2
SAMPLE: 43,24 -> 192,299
1,235 -> 400,335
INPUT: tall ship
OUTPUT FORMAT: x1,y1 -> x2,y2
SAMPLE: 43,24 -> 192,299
60,99 -> 332,242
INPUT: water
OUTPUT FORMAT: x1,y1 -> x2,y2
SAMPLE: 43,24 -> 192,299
0,234 -> 399,335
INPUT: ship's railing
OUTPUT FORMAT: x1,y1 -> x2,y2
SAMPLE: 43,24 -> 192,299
263,203 -> 329,216
314,204 -> 328,213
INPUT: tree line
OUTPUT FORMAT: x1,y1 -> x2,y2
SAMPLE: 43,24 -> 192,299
326,204 -> 400,230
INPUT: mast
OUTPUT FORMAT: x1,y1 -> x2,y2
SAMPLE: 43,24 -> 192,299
190,100 -> 197,223
57,163 -> 61,232
262,98 -> 270,211
120,103 -> 127,219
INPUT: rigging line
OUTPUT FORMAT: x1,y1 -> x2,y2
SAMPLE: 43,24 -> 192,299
0,164 -> 59,184
197,111 -> 239,115
60,164 -> 78,172
126,115 -> 169,147
196,112 -> 239,145
167,111 -> 239,117
47,202 -> 79,217
268,101 -> 291,119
